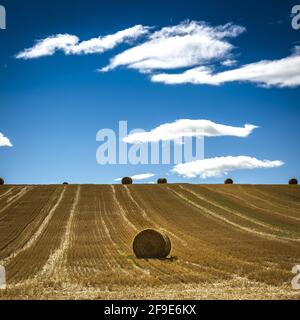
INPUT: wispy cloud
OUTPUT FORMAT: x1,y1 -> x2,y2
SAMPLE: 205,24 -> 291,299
16,34 -> 78,59
151,47 -> 300,88
221,59 -> 237,67
101,21 -> 245,72
16,25 -> 149,59
172,156 -> 284,179
123,119 -> 258,144
0,133 -> 12,147
17,20 -> 300,89
115,173 -> 155,181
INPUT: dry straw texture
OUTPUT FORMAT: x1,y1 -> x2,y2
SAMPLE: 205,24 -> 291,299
122,177 -> 133,185
1,184 -> 300,299
133,229 -> 171,259
157,178 -> 168,184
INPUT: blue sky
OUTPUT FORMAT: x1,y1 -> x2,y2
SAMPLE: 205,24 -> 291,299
0,0 -> 299,184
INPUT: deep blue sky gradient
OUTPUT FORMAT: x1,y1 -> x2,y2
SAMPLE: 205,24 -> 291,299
0,0 -> 299,184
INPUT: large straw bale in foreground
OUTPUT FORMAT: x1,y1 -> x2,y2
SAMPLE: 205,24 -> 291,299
133,229 -> 171,259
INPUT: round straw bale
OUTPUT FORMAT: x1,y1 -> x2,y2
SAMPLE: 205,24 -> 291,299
122,177 -> 133,185
0,178 -> 4,185
133,229 -> 171,259
224,178 -> 233,184
157,178 -> 167,184
289,178 -> 298,185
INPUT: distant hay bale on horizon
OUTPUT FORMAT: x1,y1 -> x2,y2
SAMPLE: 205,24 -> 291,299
0,178 -> 4,185
289,178 -> 298,185
122,177 -> 133,185
157,178 -> 167,184
224,178 -> 233,184
133,229 -> 171,259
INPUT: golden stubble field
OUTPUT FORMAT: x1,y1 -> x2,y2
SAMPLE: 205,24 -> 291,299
0,184 -> 299,300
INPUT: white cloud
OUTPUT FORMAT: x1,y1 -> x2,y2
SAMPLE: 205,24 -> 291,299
172,156 -> 284,179
101,21 -> 245,72
131,173 -> 155,180
115,173 -> 155,181
123,119 -> 258,144
16,25 -> 149,59
67,25 -> 149,55
16,34 -> 79,59
17,21 -> 300,89
0,133 -> 12,147
221,59 -> 237,67
151,48 -> 300,88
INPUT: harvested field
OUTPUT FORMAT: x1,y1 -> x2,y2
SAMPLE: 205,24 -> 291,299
0,184 -> 299,300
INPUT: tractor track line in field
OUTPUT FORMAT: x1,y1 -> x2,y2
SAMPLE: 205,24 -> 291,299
123,187 -> 200,283
0,187 -> 33,215
2,184 -> 300,299
167,186 -> 300,243
253,187 -> 300,209
103,188 -> 154,276
110,187 -> 184,282
0,187 -> 16,200
1,187 -> 67,266
240,186 -> 300,212
110,185 -> 138,232
38,186 -> 81,277
100,216 -> 142,276
203,186 -> 300,223
179,185 -> 298,238
124,186 -> 188,247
